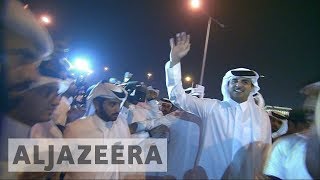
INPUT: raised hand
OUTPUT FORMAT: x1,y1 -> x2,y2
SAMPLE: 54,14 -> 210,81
169,32 -> 191,67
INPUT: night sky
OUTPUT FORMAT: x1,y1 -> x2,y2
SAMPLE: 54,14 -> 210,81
23,0 -> 319,108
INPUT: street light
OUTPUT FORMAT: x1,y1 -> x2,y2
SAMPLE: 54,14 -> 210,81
40,15 -> 51,25
72,58 -> 93,76
190,0 -> 200,9
184,76 -> 194,87
189,0 -> 224,85
104,66 -> 109,71
147,72 -> 153,79
185,76 -> 192,82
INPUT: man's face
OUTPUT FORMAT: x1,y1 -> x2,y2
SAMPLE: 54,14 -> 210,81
228,77 -> 253,103
147,90 -> 158,101
160,102 -> 173,115
16,83 -> 61,125
269,115 -> 283,133
95,98 -> 121,122
303,94 -> 317,121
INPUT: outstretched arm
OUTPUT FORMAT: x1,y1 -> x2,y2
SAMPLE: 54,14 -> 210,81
166,32 -> 216,119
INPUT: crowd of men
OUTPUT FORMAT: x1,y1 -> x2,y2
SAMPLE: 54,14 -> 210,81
1,1 -> 319,179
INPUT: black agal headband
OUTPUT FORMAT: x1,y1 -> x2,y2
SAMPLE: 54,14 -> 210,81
231,70 -> 256,77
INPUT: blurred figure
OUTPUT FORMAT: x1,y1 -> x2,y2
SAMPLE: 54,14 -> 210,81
124,84 -> 150,123
3,0 -> 53,98
63,82 -> 132,179
38,57 -> 72,80
53,80 -> 77,126
132,98 -> 202,179
264,81 -> 320,179
253,93 -> 290,141
165,32 -> 271,179
306,92 -> 320,179
1,1 -> 56,178
268,111 -> 289,140
0,76 -> 68,179
143,86 -> 163,118
286,109 -> 312,135
30,79 -> 77,138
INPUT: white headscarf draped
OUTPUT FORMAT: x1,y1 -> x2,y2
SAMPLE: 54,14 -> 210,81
147,86 -> 160,96
267,111 -> 289,139
253,92 -> 265,108
85,82 -> 128,116
20,76 -> 71,95
221,68 -> 260,101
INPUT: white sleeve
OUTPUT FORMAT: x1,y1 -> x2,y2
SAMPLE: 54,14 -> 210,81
137,114 -> 177,131
165,61 -> 217,120
263,140 -> 287,179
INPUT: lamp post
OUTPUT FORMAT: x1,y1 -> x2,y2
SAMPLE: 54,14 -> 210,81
189,0 -> 224,85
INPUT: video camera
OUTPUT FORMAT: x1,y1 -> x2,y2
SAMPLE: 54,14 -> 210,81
123,81 -> 147,105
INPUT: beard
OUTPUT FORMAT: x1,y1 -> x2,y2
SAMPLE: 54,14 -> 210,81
96,103 -> 118,122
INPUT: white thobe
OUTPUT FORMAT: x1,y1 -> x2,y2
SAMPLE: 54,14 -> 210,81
0,116 -> 31,179
127,102 -> 162,124
136,111 -> 201,179
145,100 -> 163,118
63,109 -> 131,179
264,133 -> 312,179
165,62 -> 271,179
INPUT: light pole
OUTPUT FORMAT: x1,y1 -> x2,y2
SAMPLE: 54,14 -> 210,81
189,0 -> 224,85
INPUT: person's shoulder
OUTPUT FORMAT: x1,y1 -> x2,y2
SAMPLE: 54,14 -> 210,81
64,116 -> 93,136
31,121 -> 52,132
66,116 -> 92,128
273,133 -> 305,150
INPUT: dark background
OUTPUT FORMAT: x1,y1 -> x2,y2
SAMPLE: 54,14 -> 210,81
22,0 -> 319,108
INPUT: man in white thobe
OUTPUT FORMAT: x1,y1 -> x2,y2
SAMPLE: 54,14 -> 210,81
165,32 -> 271,179
135,98 -> 201,179
63,82 -> 137,179
264,81 -> 320,179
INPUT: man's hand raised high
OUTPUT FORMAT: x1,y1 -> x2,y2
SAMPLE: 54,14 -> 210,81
169,32 -> 191,67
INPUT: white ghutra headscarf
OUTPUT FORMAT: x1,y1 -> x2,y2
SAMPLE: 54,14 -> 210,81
221,68 -> 260,101
85,82 -> 128,116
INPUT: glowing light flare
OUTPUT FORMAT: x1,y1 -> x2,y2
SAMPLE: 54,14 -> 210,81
190,0 -> 201,9
184,76 -> 192,82
147,72 -> 153,79
40,16 -> 51,24
72,58 -> 93,75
